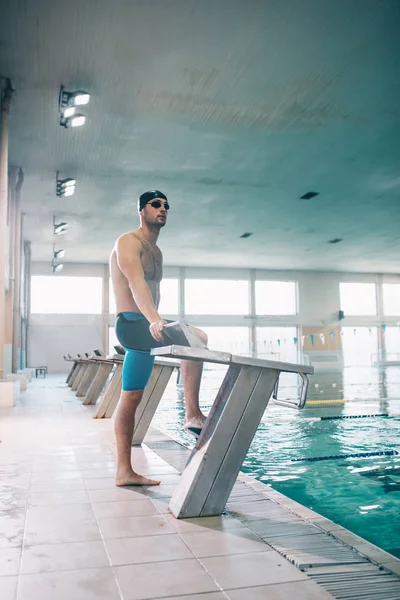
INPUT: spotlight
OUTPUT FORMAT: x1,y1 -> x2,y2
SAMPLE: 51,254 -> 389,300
59,86 -> 90,128
54,223 -> 68,235
54,249 -> 66,259
63,106 -> 76,118
56,176 -> 76,197
53,216 -> 68,235
59,86 -> 90,109
73,92 -> 90,106
60,114 -> 86,128
52,263 -> 64,273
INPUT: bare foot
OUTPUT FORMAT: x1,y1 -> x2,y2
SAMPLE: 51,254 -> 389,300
184,414 -> 207,439
115,469 -> 160,487
184,414 -> 207,429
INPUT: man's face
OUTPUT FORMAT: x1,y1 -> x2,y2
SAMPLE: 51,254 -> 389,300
142,198 -> 169,228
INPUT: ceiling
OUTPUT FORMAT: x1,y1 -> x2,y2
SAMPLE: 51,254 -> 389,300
1,0 -> 399,272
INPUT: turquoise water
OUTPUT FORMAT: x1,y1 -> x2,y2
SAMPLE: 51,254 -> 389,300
153,366 -> 400,559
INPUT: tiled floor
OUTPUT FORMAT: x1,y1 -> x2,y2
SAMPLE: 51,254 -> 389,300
0,376 -> 389,600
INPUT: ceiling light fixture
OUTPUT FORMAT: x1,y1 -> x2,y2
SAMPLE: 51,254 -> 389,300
240,232 -> 253,239
63,106 -> 76,118
59,86 -> 90,109
328,238 -> 343,244
300,191 -> 319,200
59,85 -> 90,128
60,114 -> 86,128
56,175 -> 76,197
53,216 -> 68,235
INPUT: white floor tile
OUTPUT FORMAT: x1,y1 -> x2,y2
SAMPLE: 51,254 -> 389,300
105,533 -> 193,565
114,558 -> 218,600
201,550 -> 308,589
17,567 -> 121,600
21,540 -> 110,574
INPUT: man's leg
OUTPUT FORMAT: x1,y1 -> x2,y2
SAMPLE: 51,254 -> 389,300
182,327 -> 208,434
114,349 -> 160,486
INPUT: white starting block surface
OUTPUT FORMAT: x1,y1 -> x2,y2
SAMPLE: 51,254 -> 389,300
162,321 -> 206,349
151,344 -> 314,519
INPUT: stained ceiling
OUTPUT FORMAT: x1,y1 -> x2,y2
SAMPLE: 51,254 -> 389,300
1,0 -> 399,272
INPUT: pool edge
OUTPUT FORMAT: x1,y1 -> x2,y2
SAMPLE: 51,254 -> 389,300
237,470 -> 400,575
145,425 -> 400,577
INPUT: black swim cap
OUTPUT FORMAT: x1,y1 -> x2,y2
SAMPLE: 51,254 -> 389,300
138,190 -> 168,212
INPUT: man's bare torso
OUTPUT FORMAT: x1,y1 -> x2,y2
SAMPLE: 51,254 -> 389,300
110,230 -> 163,314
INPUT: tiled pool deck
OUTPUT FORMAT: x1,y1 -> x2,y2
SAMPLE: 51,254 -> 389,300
0,377 -> 399,600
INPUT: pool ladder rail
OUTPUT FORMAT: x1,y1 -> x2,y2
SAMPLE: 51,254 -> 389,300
273,372 -> 310,409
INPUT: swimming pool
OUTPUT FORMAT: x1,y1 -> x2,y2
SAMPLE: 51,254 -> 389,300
153,366 -> 400,559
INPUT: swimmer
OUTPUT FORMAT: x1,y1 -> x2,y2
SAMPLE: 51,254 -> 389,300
110,190 -> 207,487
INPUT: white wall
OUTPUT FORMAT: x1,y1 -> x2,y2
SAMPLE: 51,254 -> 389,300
29,314 -> 103,373
29,261 -> 400,373
3,344 -> 12,375
29,262 -> 106,373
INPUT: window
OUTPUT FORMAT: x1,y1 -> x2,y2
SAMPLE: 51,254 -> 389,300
31,276 -> 102,314
341,327 -> 378,367
185,280 -> 249,315
199,327 -> 251,355
109,278 -> 179,315
108,326 -> 118,355
385,327 -> 400,359
109,283 -> 116,315
340,283 -> 377,316
159,279 -> 179,314
383,283 -> 400,316
256,327 -> 298,362
255,281 -> 297,315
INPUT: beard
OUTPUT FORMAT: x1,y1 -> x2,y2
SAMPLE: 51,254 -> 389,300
144,215 -> 166,229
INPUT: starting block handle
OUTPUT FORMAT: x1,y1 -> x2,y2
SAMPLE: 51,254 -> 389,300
272,372 -> 309,409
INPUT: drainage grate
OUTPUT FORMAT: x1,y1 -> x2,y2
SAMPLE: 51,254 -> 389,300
307,565 -> 400,600
147,436 -> 400,599
265,533 -> 368,569
239,519 -> 369,569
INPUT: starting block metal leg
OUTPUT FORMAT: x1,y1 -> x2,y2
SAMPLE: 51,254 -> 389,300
94,364 -> 122,418
83,363 -> 113,406
66,362 -> 78,385
77,364 -> 99,397
72,363 -> 88,392
131,364 -> 175,445
68,362 -> 82,387
169,365 -> 279,519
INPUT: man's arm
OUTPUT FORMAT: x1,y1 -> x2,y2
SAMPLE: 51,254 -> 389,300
115,234 -> 165,341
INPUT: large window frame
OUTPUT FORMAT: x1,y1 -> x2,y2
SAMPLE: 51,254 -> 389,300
255,280 -> 297,316
382,283 -> 400,316
31,276 -> 103,315
339,282 -> 377,316
109,277 -> 179,315
184,279 -> 250,316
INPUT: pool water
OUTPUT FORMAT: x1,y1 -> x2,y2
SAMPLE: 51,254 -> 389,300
153,367 -> 400,559
242,409 -> 400,559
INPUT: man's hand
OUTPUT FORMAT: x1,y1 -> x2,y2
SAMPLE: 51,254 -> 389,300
149,320 -> 167,343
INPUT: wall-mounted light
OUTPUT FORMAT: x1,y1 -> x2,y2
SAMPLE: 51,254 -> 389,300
53,216 -> 68,235
52,262 -> 64,273
53,246 -> 66,259
59,85 -> 90,128
56,175 -> 76,197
